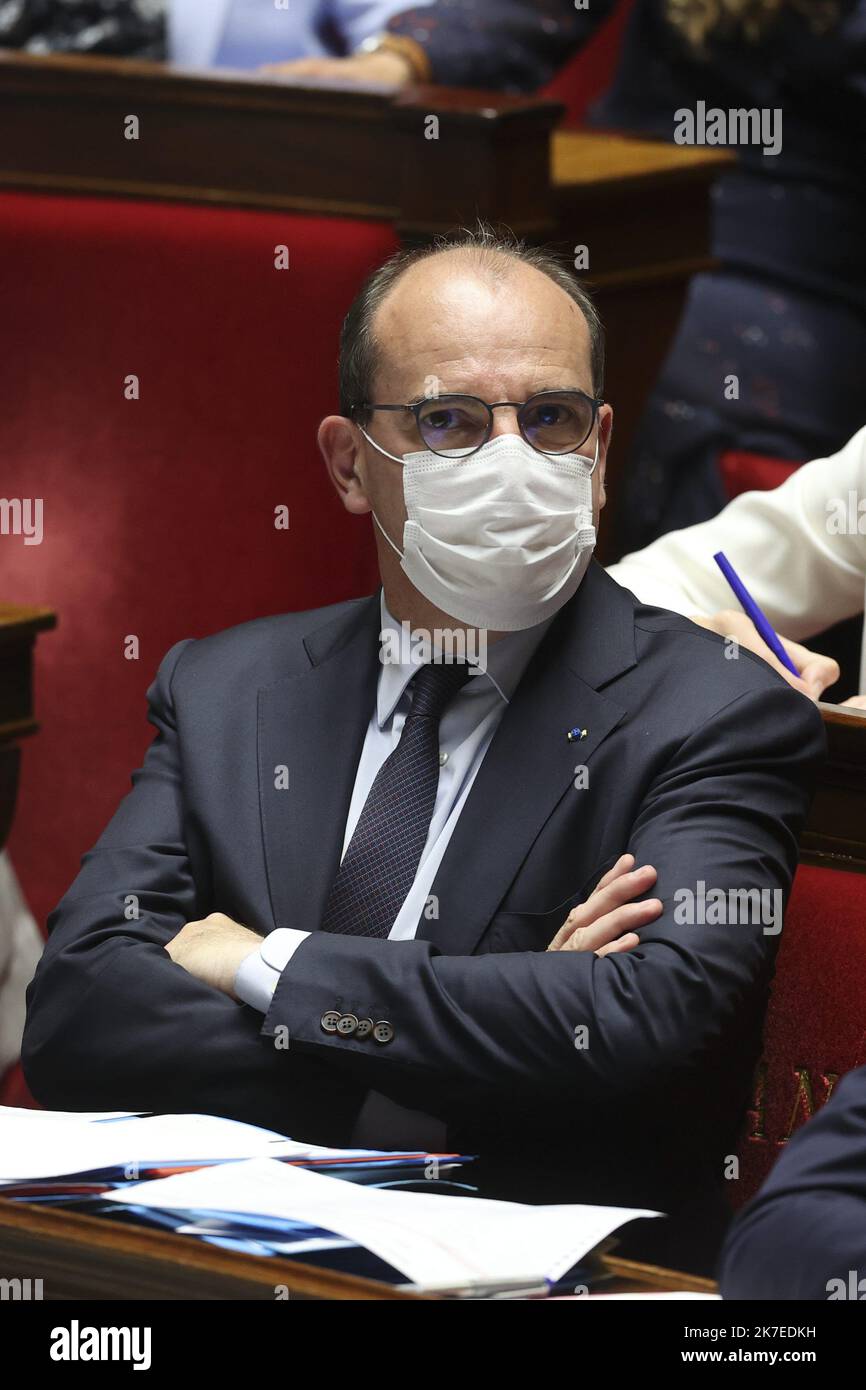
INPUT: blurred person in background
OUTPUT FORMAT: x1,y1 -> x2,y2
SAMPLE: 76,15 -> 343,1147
0,0 -> 432,68
270,0 -> 866,554
0,0 -> 164,56
168,0 -> 432,71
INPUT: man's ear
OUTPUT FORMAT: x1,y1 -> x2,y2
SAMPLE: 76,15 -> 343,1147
318,415 -> 372,515
596,405 -> 613,512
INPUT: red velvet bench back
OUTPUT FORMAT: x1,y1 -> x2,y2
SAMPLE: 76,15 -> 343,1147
2,189 -> 388,931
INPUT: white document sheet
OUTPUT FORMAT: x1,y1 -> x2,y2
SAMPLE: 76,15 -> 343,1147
0,1107 -> 151,1125
0,1108 -> 382,1180
105,1156 -> 661,1287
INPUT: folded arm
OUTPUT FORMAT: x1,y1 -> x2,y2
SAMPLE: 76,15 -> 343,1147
260,683 -> 824,1120
21,639 -> 363,1141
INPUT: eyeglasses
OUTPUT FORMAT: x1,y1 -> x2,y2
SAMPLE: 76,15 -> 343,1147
351,389 -> 603,459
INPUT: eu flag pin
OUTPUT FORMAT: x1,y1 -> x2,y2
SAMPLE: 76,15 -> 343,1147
567,727 -> 588,742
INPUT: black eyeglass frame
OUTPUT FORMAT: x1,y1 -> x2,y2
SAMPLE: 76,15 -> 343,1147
351,389 -> 604,459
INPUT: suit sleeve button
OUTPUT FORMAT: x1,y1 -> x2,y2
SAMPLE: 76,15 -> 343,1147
336,1013 -> 359,1036
355,1018 -> 374,1040
373,1020 -> 394,1044
320,1010 -> 341,1033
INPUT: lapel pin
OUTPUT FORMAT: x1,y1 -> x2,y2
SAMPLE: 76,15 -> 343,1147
567,727 -> 588,742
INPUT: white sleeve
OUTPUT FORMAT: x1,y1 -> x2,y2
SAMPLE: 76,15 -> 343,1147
608,426 -> 866,642
233,929 -> 311,1014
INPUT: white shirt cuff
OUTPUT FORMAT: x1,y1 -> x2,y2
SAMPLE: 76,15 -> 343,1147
234,928 -> 311,1012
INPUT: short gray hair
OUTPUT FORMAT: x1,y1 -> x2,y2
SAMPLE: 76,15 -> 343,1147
338,223 -> 604,422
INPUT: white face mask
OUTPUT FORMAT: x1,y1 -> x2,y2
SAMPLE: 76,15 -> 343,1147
358,428 -> 599,631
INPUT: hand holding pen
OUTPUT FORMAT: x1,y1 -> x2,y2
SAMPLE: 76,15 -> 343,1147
682,551 -> 838,701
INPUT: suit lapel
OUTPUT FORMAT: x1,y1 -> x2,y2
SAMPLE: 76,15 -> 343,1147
257,565 -> 640,950
417,564 -> 638,955
258,594 -> 381,933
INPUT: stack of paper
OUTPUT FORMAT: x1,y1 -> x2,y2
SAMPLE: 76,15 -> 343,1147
104,1157 -> 660,1292
0,1107 -> 444,1183
0,1107 -> 659,1293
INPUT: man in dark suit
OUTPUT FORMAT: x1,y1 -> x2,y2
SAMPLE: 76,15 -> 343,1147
720,1063 -> 866,1299
22,227 -> 824,1274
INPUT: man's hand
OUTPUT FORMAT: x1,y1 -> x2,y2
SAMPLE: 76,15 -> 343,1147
689,610 -> 839,700
547,854 -> 662,956
165,913 -> 263,999
259,52 -> 413,85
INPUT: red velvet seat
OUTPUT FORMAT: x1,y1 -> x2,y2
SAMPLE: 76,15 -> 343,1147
719,449 -> 801,501
2,190 -> 389,941
733,863 -> 866,1206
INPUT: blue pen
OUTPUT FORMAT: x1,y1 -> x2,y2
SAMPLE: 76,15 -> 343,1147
713,551 -> 800,678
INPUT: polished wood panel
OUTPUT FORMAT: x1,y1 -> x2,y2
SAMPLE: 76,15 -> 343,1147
599,1253 -> 717,1297
0,51 -> 562,240
0,49 -> 728,240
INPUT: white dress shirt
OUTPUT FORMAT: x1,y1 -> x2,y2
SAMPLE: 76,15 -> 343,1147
234,592 -> 553,1147
609,425 -> 866,688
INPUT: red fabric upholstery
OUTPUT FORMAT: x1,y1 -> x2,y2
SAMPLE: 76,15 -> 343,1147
0,1062 -> 37,1109
719,449 -> 802,501
2,190 -> 392,936
734,863 -> 866,1206
539,0 -> 634,127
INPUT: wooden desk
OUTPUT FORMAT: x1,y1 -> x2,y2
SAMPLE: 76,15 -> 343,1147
0,50 -> 728,245
0,604 -> 56,852
0,1196 -> 715,1299
0,51 -> 564,240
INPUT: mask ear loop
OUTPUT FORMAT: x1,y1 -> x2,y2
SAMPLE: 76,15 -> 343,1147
580,433 -> 600,476
356,424 -> 407,466
354,425 -> 408,558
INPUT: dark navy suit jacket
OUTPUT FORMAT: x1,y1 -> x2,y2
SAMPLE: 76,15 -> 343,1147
720,1063 -> 866,1299
22,564 -> 825,1271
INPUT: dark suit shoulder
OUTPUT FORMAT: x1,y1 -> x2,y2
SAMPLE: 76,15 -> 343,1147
633,598 -> 824,715
157,594 -> 376,694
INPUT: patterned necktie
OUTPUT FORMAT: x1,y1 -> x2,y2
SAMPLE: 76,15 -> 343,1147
319,661 -> 473,938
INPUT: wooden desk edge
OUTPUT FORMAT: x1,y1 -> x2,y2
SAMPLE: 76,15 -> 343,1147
0,605 -> 57,635
0,1196 -> 433,1300
0,1198 -> 720,1300
600,1253 -> 718,1296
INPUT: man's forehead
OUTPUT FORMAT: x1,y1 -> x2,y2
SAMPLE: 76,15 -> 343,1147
375,254 -> 585,331
371,256 -> 592,390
